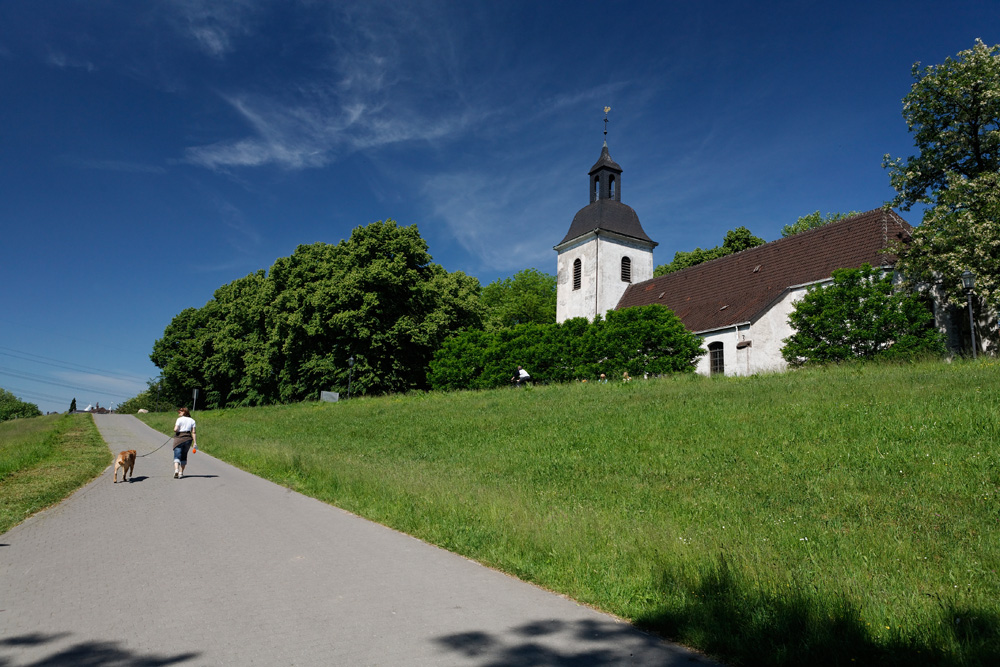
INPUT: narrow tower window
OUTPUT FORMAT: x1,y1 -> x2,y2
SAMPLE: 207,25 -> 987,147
708,342 -> 725,376
593,176 -> 600,201
621,256 -> 632,282
609,176 -> 616,200
573,258 -> 582,290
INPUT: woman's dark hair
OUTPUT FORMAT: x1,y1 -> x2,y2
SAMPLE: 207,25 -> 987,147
178,407 -> 191,417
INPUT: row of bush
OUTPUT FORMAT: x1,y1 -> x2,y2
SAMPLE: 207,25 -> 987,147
428,305 -> 705,390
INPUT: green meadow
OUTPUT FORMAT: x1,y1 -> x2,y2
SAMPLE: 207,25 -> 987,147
134,360 -> 1000,666
0,413 -> 110,534
0,360 -> 987,665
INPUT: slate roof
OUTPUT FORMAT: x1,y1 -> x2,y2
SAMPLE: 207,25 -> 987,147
557,199 -> 657,246
589,142 -> 622,175
615,208 -> 913,333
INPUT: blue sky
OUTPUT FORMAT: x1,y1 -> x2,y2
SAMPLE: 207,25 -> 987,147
1,1 -> 996,414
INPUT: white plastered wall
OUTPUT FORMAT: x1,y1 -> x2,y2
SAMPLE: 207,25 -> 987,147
556,232 -> 654,323
693,282 -> 821,376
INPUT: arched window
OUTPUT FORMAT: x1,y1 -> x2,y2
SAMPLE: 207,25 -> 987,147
573,258 -> 582,290
708,342 -> 724,376
593,176 -> 600,201
609,175 -> 616,200
621,256 -> 632,282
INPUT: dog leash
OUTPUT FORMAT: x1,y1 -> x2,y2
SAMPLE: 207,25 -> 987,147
137,436 -> 175,458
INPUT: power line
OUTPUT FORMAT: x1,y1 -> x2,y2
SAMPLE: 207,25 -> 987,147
0,366 -> 135,400
0,346 -> 150,383
2,386 -> 72,405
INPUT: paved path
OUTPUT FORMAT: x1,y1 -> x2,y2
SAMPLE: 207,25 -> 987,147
1,414 -> 718,666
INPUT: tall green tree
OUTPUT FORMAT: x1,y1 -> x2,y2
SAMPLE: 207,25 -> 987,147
266,221 -> 482,400
781,211 -> 861,237
480,268 -> 556,330
150,306 -> 213,407
152,220 -> 483,407
0,388 -> 41,422
654,226 -> 765,276
781,264 -> 944,366
883,40 -> 1000,342
883,39 -> 1000,210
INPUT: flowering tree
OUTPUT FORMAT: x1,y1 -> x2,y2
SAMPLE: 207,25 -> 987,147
883,40 -> 1000,211
883,40 -> 1000,344
895,172 -> 1000,314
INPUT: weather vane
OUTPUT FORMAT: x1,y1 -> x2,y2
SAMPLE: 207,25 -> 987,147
603,106 -> 611,137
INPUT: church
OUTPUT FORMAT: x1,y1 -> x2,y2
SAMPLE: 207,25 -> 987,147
555,140 -> 914,377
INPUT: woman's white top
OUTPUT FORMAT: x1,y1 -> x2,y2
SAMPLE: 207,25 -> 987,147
174,416 -> 196,433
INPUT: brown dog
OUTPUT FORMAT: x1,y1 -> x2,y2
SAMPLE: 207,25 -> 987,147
113,450 -> 136,483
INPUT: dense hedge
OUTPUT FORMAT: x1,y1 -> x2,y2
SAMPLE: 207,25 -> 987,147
428,305 -> 705,390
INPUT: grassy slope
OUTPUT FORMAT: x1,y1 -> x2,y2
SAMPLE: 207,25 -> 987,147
0,413 -> 111,534
136,360 -> 999,666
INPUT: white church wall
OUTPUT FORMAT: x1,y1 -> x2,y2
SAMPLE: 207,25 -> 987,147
557,233 -> 654,323
556,236 -> 598,323
594,235 -> 654,317
693,282 -> 823,377
694,325 -> 750,376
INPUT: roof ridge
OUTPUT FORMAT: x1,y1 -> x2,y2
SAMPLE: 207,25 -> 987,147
675,207 -> 897,269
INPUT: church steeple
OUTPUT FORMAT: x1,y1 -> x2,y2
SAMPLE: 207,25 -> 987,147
589,141 -> 623,204
554,108 -> 657,324
589,108 -> 623,203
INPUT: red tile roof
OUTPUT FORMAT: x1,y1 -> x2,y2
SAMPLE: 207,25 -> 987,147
616,208 -> 912,333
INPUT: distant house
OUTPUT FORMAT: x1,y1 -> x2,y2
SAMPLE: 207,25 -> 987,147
616,209 -> 914,376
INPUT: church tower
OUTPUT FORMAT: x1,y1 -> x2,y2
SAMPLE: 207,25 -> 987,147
555,125 -> 656,322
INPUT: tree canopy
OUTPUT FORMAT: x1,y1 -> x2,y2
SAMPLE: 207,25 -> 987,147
480,268 -> 556,330
151,220 -> 483,408
883,39 -> 1000,210
781,264 -> 944,366
654,226 -> 765,276
894,171 -> 1000,316
0,388 -> 41,422
883,40 -> 1000,339
781,211 -> 861,238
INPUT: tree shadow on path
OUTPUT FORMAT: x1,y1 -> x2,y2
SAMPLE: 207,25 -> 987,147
0,632 -> 198,667
435,617 -> 719,666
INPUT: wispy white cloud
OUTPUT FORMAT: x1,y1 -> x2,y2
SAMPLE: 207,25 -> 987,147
213,196 -> 262,254
423,161 -> 578,273
46,51 -> 95,72
166,0 -> 261,58
182,2 -> 494,171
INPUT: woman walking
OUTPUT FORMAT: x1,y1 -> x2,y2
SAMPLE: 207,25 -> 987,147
173,407 -> 197,479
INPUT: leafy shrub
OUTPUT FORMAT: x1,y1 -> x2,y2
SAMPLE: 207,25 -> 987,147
0,387 -> 41,422
429,305 -> 704,389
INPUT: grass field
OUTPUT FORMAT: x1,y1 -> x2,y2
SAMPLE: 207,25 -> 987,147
0,413 -> 110,534
133,360 -> 998,665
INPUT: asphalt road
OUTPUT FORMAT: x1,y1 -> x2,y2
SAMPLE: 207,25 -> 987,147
0,414 -> 719,666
